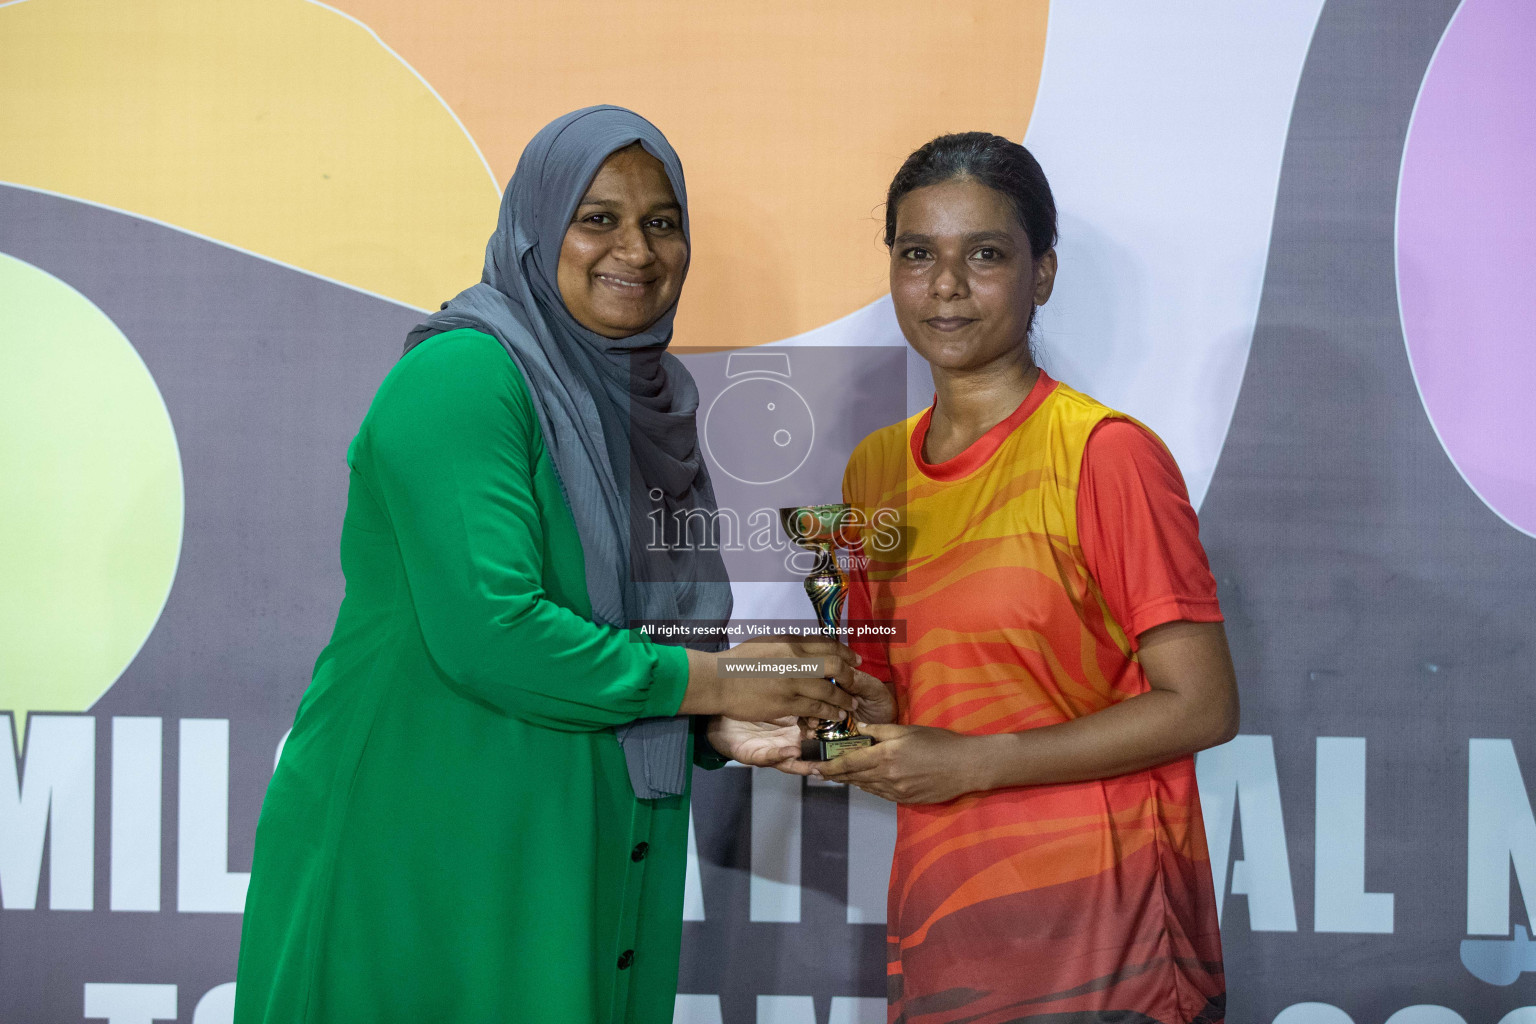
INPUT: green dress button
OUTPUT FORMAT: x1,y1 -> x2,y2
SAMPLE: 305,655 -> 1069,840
617,949 -> 635,970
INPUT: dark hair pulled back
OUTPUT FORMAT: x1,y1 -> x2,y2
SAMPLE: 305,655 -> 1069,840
884,132 -> 1057,259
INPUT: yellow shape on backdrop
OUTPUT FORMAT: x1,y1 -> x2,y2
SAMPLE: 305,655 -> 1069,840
0,0 -> 498,311
0,254 -> 184,743
329,0 -> 1050,347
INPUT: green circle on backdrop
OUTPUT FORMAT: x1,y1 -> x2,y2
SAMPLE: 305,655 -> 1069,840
0,253 -> 183,744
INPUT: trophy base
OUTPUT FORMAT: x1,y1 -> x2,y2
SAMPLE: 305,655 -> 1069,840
801,732 -> 875,762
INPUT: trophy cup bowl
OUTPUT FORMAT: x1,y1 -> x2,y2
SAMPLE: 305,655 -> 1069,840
778,503 -> 875,761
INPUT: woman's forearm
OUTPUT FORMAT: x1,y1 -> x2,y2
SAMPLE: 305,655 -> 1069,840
974,687 -> 1236,789
677,642 -> 860,723
677,649 -> 724,715
975,620 -> 1240,789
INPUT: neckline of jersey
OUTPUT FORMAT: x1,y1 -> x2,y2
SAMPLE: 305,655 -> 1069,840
910,370 -> 1060,481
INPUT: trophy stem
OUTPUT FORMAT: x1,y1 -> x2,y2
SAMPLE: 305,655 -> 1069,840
804,543 -> 861,746
778,503 -> 875,760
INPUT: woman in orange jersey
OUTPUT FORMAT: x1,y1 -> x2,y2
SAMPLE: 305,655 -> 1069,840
818,133 -> 1238,1024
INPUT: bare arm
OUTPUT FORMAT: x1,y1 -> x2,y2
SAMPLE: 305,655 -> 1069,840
701,667 -> 894,775
676,637 -> 860,723
977,619 -> 1238,787
819,620 -> 1239,803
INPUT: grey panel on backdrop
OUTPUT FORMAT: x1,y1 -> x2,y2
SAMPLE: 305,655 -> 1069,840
1197,0 -> 1536,1017
0,183 -> 419,1021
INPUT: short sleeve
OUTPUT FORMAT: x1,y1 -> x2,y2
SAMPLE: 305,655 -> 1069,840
1077,419 -> 1223,648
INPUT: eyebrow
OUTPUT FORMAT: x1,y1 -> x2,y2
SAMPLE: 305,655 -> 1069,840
893,230 -> 1014,246
575,194 -> 682,214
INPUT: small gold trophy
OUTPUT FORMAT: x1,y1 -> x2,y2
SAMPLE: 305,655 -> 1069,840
778,503 -> 875,761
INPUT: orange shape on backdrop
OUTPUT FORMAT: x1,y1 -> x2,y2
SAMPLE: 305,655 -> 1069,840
329,0 -> 1049,348
0,0 -> 499,312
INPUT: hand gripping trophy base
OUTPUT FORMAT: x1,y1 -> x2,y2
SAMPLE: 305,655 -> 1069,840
779,504 -> 876,762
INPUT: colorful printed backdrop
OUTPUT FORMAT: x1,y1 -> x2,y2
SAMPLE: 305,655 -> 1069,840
2,0 -> 1533,1020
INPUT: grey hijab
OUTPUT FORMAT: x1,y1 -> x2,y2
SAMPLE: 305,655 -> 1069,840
404,106 -> 732,799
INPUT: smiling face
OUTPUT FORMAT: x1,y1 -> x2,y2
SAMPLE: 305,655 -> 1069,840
557,144 -> 688,339
888,176 -> 1057,374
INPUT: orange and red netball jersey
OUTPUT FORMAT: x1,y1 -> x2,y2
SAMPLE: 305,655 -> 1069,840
843,372 -> 1226,1024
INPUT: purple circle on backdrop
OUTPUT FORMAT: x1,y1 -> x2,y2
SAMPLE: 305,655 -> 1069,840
1397,0 -> 1536,536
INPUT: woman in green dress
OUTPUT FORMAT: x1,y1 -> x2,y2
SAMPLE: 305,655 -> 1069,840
233,106 -> 866,1024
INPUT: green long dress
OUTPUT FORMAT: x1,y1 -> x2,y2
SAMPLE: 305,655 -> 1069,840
234,328 -> 720,1024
